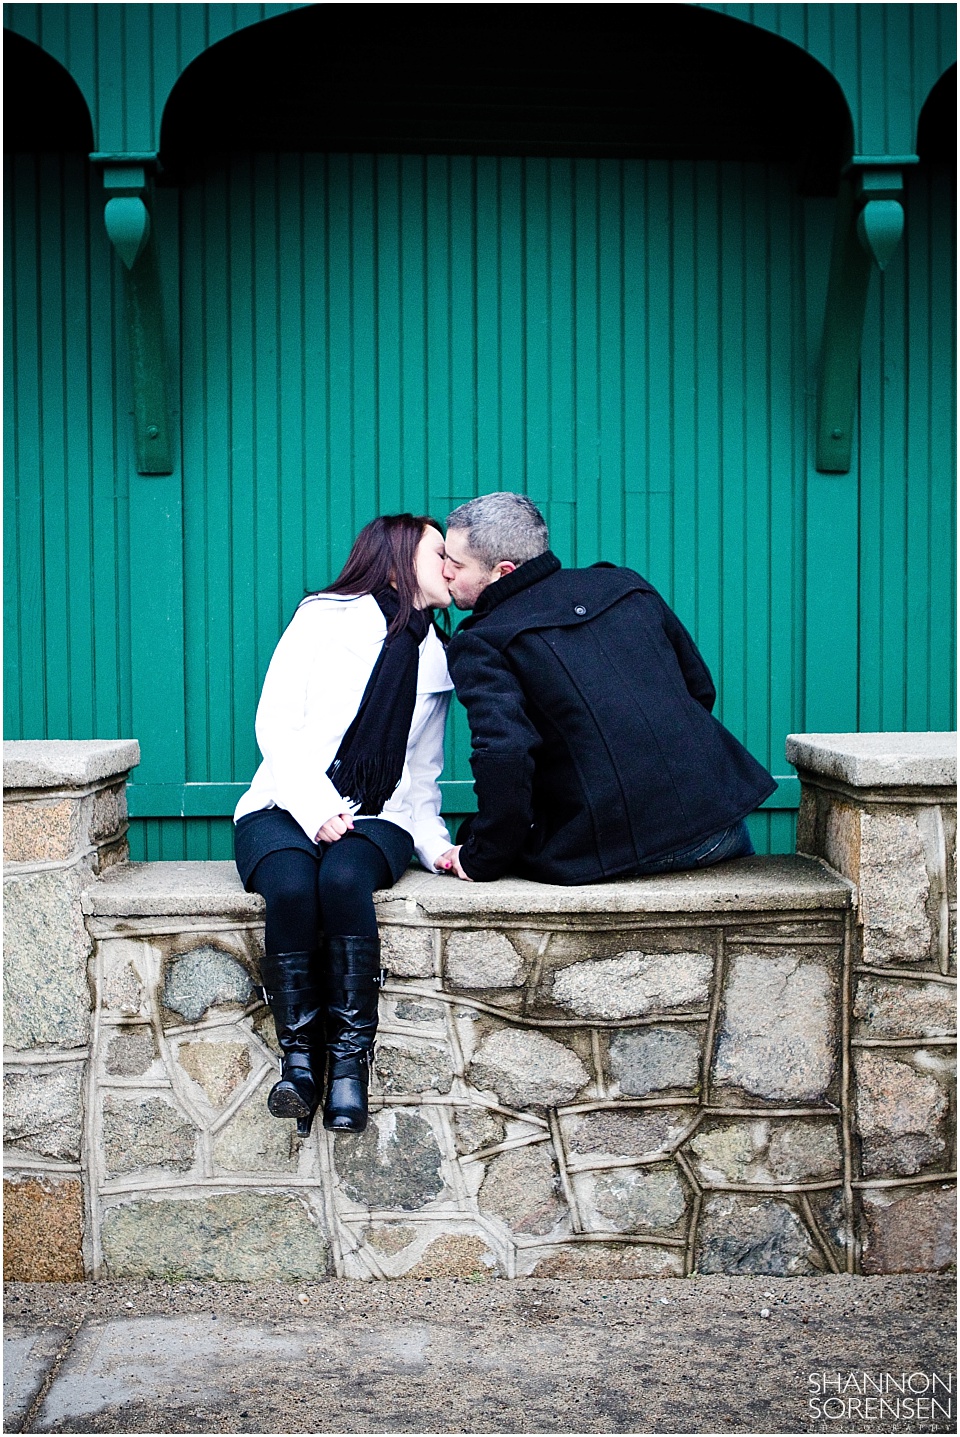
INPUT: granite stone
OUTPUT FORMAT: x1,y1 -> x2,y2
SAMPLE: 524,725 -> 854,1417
162,947 -> 254,1023
587,1164 -> 687,1233
373,1039 -> 455,1097
607,1027 -> 701,1097
212,1079 -> 300,1172
100,942 -> 147,1017
406,1234 -> 498,1278
453,1107 -> 506,1156
696,1193 -> 820,1275
3,1064 -> 84,1161
468,1028 -> 589,1109
688,1119 -> 842,1186
853,976 -> 956,1040
688,1123 -> 760,1185
713,953 -> 835,1101
3,797 -> 81,863
177,1039 -> 253,1106
379,926 -> 435,978
551,950 -> 712,1020
859,1184 -> 957,1274
100,1193 -> 329,1280
393,997 -> 444,1024
91,782 -> 126,842
104,1029 -> 157,1077
766,1121 -> 843,1183
334,1110 -> 445,1210
854,1052 -> 949,1177
444,930 -> 528,988
818,797 -> 859,879
2,1177 -> 85,1282
859,812 -> 933,964
478,1143 -> 566,1235
564,1107 -> 693,1160
531,1243 -> 684,1278
102,1094 -> 197,1177
3,866 -> 92,1050
362,1224 -> 416,1256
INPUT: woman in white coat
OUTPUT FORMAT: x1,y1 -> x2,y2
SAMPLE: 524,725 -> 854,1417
234,515 -> 456,1136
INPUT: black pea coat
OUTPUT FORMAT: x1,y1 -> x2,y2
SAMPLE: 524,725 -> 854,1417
446,551 -> 777,884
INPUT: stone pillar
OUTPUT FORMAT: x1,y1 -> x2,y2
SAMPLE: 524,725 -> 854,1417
788,732 -> 955,973
787,731 -> 956,1274
3,739 -> 139,1280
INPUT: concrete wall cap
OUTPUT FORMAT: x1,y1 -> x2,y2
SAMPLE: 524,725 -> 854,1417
3,739 -> 140,791
80,855 -> 850,920
82,861 -> 263,918
376,855 -> 851,919
786,732 -> 956,788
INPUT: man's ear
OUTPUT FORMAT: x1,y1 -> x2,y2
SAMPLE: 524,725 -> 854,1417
493,560 -> 517,580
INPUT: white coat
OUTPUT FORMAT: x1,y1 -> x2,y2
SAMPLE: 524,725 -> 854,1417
234,593 -> 454,870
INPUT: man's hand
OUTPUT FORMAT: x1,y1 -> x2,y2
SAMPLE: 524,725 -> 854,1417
434,845 -> 473,881
315,812 -> 354,843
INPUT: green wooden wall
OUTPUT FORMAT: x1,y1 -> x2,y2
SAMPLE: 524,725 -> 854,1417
3,153 -> 133,744
5,148 -> 955,860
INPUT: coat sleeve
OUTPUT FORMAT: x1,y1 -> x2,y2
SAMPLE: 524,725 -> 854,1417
404,689 -> 454,871
446,632 -> 541,881
656,598 -> 717,712
253,604 -> 369,841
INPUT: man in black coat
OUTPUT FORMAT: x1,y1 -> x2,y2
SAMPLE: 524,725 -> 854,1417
436,492 -> 776,885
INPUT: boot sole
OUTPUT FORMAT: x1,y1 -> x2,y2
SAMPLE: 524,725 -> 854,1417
268,1082 -> 313,1122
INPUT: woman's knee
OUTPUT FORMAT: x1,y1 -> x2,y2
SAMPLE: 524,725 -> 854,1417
317,837 -> 386,936
250,852 -> 319,917
319,838 -> 388,895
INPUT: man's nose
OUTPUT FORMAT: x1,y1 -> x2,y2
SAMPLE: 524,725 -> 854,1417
442,560 -> 455,580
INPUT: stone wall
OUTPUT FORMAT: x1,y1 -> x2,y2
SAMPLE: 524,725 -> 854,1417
788,732 -> 957,1275
74,857 -> 856,1281
4,735 -> 955,1281
3,740 -> 139,1281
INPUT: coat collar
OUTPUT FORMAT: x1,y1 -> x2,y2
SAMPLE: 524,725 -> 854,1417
471,551 -> 562,617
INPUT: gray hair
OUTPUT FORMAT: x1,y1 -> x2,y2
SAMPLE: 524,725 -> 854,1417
445,492 -> 549,568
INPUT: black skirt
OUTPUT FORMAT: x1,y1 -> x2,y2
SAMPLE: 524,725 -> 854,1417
234,806 -> 414,891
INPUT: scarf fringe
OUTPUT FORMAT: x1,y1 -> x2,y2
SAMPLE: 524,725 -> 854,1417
328,756 -> 400,817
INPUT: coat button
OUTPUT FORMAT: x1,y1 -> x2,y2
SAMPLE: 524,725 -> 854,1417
573,604 -> 587,616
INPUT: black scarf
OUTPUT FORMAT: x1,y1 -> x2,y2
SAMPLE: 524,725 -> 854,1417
326,590 -> 429,815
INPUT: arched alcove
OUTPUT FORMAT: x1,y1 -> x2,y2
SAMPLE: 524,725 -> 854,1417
917,64 -> 956,171
2,30 -> 94,152
160,3 -> 850,190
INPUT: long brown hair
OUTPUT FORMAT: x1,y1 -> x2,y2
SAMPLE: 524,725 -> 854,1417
310,514 -> 445,638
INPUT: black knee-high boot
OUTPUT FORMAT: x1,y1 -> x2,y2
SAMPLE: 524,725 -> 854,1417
258,949 -> 324,1137
322,935 -> 384,1133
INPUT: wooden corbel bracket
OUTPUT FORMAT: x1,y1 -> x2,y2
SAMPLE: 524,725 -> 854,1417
815,157 -> 918,474
91,153 -> 174,475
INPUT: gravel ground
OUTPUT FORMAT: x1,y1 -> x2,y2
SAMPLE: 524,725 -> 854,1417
3,1275 -> 956,1435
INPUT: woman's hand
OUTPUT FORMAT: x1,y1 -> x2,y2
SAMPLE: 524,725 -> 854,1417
315,812 -> 355,844
434,845 -> 473,881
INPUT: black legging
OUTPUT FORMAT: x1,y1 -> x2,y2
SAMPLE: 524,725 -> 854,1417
248,834 -> 392,954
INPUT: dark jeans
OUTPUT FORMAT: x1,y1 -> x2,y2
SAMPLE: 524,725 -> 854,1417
630,818 -> 755,876
248,836 -> 392,953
